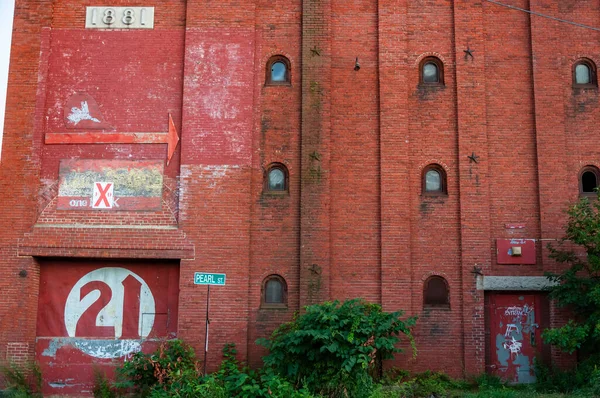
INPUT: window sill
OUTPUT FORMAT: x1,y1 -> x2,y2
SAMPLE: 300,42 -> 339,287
572,84 -> 598,89
265,82 -> 292,87
260,303 -> 288,310
421,192 -> 448,198
423,304 -> 451,311
262,191 -> 289,198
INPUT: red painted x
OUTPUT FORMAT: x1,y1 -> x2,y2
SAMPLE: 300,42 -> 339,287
94,183 -> 112,207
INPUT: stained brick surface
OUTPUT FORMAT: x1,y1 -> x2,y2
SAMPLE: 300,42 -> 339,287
0,0 -> 591,389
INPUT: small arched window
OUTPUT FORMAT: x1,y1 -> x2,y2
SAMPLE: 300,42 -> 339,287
420,57 -> 444,85
424,276 -> 450,308
422,164 -> 447,195
266,55 -> 291,85
262,275 -> 288,307
264,163 -> 289,193
573,59 -> 597,87
579,166 -> 600,197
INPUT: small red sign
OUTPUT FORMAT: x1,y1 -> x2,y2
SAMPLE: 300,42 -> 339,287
496,239 -> 536,265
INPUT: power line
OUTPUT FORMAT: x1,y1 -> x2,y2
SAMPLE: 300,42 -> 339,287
484,0 -> 600,33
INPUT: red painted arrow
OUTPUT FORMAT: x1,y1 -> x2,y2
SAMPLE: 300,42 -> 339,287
45,114 -> 180,165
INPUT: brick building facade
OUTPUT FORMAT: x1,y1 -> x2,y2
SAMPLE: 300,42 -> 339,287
1,0 -> 594,394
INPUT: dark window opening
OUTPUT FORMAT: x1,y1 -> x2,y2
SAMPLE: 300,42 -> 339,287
424,276 -> 450,308
582,171 -> 597,193
580,166 -> 600,197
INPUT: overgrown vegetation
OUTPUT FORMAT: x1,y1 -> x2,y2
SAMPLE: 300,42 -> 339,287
6,284 -> 600,398
106,299 -> 417,398
540,193 -> 600,394
258,299 -> 417,397
0,361 -> 42,398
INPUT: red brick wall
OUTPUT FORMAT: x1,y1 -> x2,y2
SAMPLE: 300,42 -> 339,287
1,0 -> 593,387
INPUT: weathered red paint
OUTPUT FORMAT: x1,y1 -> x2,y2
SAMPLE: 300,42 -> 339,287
487,293 -> 545,383
496,239 -> 537,265
46,114 -> 180,164
2,0 -> 590,392
57,159 -> 165,211
36,259 -> 179,395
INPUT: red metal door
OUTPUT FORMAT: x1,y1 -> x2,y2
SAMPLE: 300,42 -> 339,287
35,259 -> 180,395
486,293 -> 543,383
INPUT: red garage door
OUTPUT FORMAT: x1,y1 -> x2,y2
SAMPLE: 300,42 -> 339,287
35,259 -> 179,395
485,292 -> 549,384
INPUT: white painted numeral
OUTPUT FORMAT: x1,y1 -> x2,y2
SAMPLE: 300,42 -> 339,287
86,7 -> 154,29
102,8 -> 116,25
122,8 -> 135,25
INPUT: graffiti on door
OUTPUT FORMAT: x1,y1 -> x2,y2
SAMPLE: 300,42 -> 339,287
489,294 -> 542,383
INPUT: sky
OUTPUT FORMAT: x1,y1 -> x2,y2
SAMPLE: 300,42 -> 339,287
0,0 -> 15,146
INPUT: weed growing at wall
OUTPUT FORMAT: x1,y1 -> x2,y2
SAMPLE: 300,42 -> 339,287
114,339 -> 199,397
0,361 -> 42,398
540,193 -> 600,394
258,298 -> 417,397
543,194 -> 600,356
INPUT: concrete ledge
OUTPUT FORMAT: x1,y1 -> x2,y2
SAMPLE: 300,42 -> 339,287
477,276 -> 556,291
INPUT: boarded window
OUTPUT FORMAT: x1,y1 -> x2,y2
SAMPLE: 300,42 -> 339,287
424,276 -> 449,307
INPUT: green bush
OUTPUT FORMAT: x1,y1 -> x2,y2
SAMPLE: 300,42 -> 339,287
259,299 -> 417,398
215,344 -> 315,398
543,194 -> 600,357
92,368 -> 116,398
114,339 -> 199,397
534,355 -> 600,394
474,372 -> 506,391
0,362 -> 42,398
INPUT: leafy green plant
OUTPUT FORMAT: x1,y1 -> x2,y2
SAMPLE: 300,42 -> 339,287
543,194 -> 600,356
214,344 -> 315,398
258,299 -> 417,398
0,361 -> 42,398
92,368 -> 116,398
534,354 -> 600,394
474,372 -> 506,391
114,339 -> 199,397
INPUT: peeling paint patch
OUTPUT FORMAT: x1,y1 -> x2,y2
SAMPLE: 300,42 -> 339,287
42,338 -> 142,359
48,379 -> 76,388
202,165 -> 239,188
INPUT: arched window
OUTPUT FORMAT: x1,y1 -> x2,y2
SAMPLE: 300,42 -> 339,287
262,275 -> 288,307
266,55 -> 291,85
424,276 -> 450,308
422,164 -> 447,195
420,57 -> 444,85
264,163 -> 289,193
580,166 -> 600,197
573,59 -> 597,87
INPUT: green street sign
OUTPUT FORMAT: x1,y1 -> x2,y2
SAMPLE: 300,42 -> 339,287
194,272 -> 226,286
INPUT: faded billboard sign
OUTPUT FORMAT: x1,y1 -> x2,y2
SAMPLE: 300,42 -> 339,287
36,260 -> 179,395
57,159 -> 163,210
